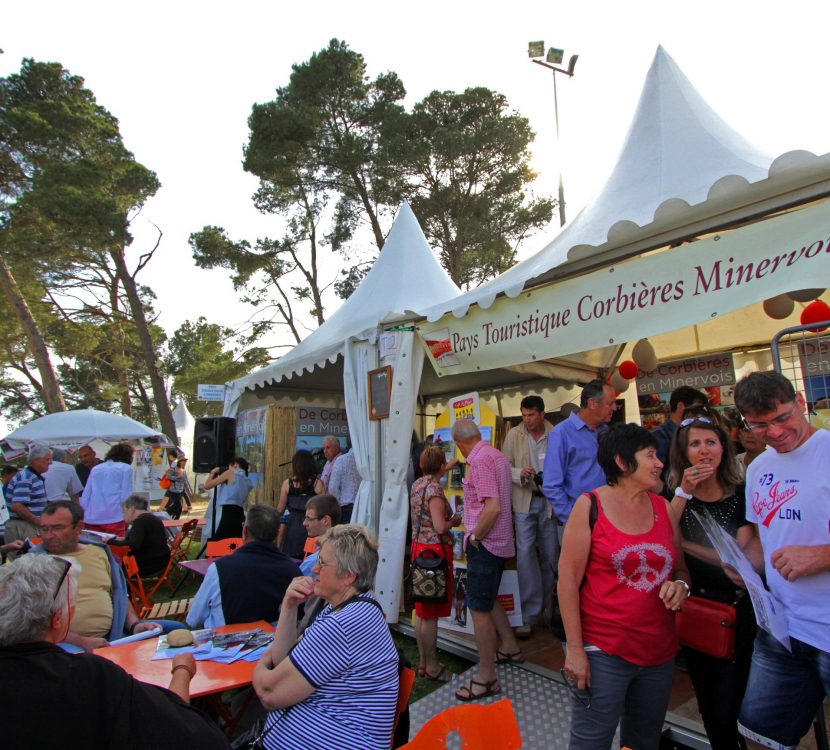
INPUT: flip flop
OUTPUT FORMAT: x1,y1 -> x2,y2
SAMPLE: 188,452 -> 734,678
422,665 -> 451,682
456,678 -> 501,702
496,649 -> 525,664
416,664 -> 426,677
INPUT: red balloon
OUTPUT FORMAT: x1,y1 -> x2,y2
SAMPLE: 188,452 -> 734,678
619,360 -> 639,380
800,300 -> 830,332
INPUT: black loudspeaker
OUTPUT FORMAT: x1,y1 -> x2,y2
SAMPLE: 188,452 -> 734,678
193,417 -> 236,473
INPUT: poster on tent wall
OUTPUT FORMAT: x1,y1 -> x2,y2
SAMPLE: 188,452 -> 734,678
437,566 -> 522,635
295,406 -> 349,473
133,446 -> 168,500
235,406 -> 267,487
418,199 -> 830,377
636,353 -> 737,429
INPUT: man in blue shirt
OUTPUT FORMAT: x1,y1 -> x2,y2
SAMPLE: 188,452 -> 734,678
543,380 -> 618,532
187,505 -> 300,628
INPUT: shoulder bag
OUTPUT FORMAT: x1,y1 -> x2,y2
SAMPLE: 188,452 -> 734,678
409,484 -> 449,604
676,594 -> 737,660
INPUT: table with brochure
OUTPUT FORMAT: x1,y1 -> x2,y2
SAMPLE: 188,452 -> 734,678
94,620 -> 273,698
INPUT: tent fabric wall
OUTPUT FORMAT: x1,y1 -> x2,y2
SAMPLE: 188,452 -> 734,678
343,339 -> 380,530
374,332 -> 424,623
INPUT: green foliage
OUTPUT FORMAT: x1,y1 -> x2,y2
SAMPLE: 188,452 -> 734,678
164,317 -> 269,418
0,58 -> 165,425
394,87 -> 554,288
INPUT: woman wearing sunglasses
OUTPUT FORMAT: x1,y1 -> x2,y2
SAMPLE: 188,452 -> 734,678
559,423 -> 689,750
668,413 -> 761,750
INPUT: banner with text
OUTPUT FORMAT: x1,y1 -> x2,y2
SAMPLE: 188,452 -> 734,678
418,200 -> 830,376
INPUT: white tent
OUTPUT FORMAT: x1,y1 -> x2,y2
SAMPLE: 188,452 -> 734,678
3,408 -> 169,451
420,46 -> 830,323
224,203 -> 460,620
416,47 -> 830,385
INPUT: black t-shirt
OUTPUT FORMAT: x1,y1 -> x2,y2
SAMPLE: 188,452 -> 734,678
0,641 -> 229,749
679,486 -> 748,598
119,512 -> 171,576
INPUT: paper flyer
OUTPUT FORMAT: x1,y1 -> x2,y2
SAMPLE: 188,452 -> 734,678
690,509 -> 791,651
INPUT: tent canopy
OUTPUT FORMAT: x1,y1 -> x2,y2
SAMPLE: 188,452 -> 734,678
420,46 -> 830,322
227,202 -> 460,401
3,409 -> 170,452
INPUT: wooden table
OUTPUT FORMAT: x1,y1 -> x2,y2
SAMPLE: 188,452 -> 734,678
94,620 -> 270,698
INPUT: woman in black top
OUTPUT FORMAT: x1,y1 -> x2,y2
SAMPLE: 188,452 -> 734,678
668,414 -> 762,750
277,450 -> 324,559
112,494 -> 171,576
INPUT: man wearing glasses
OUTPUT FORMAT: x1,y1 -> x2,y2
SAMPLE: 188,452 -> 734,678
733,371 -> 830,750
34,500 -> 161,652
299,494 -> 341,576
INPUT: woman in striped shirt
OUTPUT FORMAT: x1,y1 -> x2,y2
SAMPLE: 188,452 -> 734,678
253,525 -> 400,750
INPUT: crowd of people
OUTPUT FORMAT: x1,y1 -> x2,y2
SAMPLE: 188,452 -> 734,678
1,367 -> 828,749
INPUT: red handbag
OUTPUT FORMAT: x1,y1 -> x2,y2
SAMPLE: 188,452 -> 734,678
676,595 -> 736,659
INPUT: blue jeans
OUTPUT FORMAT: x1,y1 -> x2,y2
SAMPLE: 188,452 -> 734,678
568,648 -> 674,750
738,629 -> 830,749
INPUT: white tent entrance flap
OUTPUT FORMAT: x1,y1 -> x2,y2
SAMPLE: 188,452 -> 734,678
418,199 -> 830,376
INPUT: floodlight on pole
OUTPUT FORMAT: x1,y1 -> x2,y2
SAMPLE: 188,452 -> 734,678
529,41 -> 578,227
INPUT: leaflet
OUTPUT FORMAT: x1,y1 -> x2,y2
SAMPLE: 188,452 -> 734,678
691,509 -> 791,651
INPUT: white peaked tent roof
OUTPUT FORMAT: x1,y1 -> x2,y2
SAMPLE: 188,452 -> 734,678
172,398 -> 196,435
232,203 -> 460,390
422,46 -> 830,321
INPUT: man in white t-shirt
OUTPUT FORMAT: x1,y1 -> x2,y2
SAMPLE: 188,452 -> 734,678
43,452 -> 83,503
734,371 -> 830,750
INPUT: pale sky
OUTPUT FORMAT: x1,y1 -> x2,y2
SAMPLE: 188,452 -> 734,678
3,0 -> 830,429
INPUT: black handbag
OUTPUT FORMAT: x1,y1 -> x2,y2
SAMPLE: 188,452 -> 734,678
410,486 -> 449,604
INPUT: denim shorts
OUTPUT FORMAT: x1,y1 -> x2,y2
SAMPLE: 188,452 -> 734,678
464,539 -> 506,612
738,629 -> 830,749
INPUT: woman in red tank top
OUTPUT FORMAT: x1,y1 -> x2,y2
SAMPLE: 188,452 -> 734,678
558,423 -> 690,750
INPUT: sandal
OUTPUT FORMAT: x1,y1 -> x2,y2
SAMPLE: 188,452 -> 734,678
416,664 -> 426,677
496,649 -> 525,664
456,678 -> 501,702
422,665 -> 451,682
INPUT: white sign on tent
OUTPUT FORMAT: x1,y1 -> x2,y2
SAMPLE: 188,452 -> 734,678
197,384 -> 226,402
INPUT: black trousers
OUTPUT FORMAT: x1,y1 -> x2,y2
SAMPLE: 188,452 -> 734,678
684,597 -> 756,750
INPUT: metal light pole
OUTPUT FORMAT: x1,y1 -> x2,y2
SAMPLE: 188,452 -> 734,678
528,43 -> 578,227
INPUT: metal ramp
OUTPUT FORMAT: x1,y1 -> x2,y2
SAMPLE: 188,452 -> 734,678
408,662 -> 620,749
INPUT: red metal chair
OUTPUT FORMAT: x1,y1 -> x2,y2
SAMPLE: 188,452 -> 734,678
206,537 -> 243,558
122,554 -> 192,621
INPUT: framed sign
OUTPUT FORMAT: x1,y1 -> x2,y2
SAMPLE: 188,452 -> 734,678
368,366 -> 392,420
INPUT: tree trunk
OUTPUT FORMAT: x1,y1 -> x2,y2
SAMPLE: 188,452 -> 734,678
0,256 -> 66,413
108,275 -> 132,416
109,246 -> 179,445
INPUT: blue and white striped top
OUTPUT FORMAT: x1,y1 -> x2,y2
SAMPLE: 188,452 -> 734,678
263,592 -> 399,750
6,467 -> 48,519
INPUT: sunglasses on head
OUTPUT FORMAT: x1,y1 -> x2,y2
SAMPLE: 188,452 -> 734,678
679,416 -> 713,429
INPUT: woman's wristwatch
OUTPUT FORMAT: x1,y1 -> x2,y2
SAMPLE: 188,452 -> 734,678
674,579 -> 691,597
674,487 -> 693,500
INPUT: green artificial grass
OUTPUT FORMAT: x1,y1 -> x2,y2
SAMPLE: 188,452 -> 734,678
391,631 -> 473,702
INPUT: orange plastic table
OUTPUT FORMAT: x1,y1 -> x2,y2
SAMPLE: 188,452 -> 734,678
94,620 -> 271,698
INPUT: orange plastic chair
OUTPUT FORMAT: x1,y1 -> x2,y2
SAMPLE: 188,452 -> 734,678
206,537 -> 243,558
392,667 -> 417,746
122,554 -> 192,621
401,698 -> 522,749
108,544 -> 131,563
303,536 -> 319,559
143,522 -> 195,598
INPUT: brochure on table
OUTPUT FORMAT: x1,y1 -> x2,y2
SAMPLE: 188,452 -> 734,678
430,397 -> 522,634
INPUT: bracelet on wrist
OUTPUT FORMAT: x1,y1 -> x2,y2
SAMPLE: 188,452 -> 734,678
674,487 -> 693,500
171,663 -> 195,678
128,621 -> 140,635
674,579 -> 691,597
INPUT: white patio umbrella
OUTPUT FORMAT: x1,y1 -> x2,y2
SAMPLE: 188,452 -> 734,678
3,408 -> 171,452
